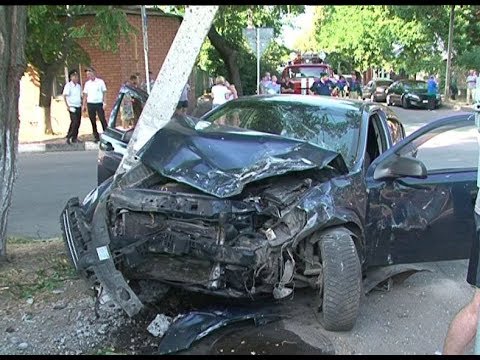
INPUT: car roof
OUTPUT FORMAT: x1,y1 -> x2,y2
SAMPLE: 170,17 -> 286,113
285,63 -> 332,67
398,79 -> 426,84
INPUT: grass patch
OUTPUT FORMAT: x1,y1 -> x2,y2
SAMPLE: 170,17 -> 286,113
7,236 -> 62,244
0,237 -> 78,300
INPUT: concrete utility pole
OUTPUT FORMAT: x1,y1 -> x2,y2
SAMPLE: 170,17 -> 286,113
115,6 -> 219,176
444,5 -> 455,98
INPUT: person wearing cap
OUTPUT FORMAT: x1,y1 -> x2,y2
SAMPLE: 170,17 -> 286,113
62,69 -> 82,144
308,72 -> 333,96
82,66 -> 107,142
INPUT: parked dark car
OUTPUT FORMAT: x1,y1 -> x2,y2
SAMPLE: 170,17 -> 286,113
385,79 -> 441,109
362,78 -> 393,102
61,94 -> 477,333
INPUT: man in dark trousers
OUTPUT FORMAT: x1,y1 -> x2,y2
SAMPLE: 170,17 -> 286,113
82,66 -> 107,142
443,104 -> 480,354
62,69 -> 82,144
426,75 -> 438,111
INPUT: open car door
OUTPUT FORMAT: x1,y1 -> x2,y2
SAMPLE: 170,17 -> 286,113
365,113 -> 477,266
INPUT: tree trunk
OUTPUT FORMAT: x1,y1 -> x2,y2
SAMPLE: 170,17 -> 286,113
0,6 -> 27,260
39,64 -> 58,135
208,26 -> 243,96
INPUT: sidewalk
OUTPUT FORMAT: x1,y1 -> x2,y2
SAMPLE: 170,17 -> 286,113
18,98 -> 474,154
19,115 -> 101,154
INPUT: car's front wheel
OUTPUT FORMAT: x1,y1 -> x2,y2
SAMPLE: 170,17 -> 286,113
370,94 -> 376,102
315,228 -> 362,331
402,96 -> 410,109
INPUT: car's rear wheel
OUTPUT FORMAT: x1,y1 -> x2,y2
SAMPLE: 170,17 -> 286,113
315,228 -> 362,331
402,96 -> 410,109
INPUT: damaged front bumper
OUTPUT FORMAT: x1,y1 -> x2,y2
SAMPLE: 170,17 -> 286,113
61,196 -> 144,317
60,185 -> 301,317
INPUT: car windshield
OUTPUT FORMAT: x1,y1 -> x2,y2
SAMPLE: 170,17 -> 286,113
376,80 -> 393,87
405,81 -> 427,91
201,99 -> 362,170
287,66 -> 331,79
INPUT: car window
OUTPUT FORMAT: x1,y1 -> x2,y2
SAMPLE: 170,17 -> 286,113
397,122 -> 477,172
387,118 -> 404,145
203,101 -> 362,170
409,81 -> 427,91
376,80 -> 393,87
287,66 -> 331,78
114,92 -> 145,131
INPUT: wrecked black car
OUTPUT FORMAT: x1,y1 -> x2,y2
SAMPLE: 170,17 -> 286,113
61,94 -> 478,332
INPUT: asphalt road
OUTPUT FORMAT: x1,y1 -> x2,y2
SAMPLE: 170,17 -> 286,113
5,105 -> 476,354
7,151 -> 97,239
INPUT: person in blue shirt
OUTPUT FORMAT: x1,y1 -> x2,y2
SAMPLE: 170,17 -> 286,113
427,75 -> 438,111
308,73 -> 333,96
266,75 -> 281,94
335,75 -> 348,98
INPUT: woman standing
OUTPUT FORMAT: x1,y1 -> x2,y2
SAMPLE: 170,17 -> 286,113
211,76 -> 231,109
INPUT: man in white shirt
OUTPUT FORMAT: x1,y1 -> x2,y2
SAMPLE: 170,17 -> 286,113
62,69 -> 82,144
82,67 -> 107,142
466,69 -> 477,105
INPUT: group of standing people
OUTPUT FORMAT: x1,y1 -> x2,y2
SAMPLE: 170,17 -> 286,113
259,72 -> 282,95
62,67 -> 107,144
466,69 -> 480,105
308,72 -> 363,99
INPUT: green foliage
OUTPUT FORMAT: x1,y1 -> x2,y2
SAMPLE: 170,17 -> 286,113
195,5 -> 305,95
457,46 -> 480,69
26,5 -> 135,70
305,5 -> 480,77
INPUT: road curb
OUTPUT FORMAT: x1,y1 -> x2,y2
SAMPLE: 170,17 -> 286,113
442,101 -> 473,112
19,141 -> 98,154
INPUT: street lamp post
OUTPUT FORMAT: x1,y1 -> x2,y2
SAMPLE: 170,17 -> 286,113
444,5 -> 454,99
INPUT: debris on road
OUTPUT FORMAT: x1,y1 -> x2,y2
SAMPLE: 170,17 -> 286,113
147,314 -> 172,337
157,306 -> 281,355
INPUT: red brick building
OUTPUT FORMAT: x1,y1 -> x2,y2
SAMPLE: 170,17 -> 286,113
19,7 -> 209,139
74,7 -> 184,116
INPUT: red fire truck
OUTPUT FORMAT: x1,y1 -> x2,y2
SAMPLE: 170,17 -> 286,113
281,52 -> 336,95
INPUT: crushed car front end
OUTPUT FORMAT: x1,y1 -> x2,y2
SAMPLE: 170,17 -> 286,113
61,120 -> 358,318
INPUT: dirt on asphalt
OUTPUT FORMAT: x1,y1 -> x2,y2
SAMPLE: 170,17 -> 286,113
0,238 -> 327,355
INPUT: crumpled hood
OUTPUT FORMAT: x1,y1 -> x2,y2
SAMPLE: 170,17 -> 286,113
137,123 -> 348,198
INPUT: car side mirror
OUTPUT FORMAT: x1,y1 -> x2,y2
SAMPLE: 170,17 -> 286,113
373,155 -> 427,181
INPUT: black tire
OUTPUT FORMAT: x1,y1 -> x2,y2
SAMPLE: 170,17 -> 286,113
402,96 -> 410,109
317,229 -> 362,331
370,94 -> 376,102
